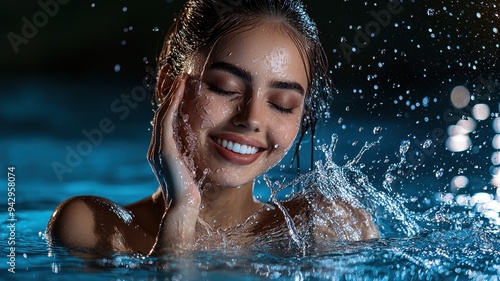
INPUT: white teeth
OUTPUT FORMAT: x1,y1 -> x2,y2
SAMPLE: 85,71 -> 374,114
216,138 -> 259,155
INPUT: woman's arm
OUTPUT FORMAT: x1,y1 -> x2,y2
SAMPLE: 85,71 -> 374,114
147,73 -> 201,255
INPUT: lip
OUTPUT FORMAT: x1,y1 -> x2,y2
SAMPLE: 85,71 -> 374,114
210,133 -> 267,165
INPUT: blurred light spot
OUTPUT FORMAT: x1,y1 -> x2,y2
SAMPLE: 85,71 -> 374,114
456,194 -> 470,206
493,117 -> 500,133
492,166 -> 500,176
493,134 -> 500,149
451,175 -> 469,192
492,152 -> 500,166
422,96 -> 430,107
446,134 -> 471,152
435,192 -> 454,203
471,192 -> 493,205
493,177 -> 500,188
472,104 -> 490,120
114,64 -> 121,72
447,124 -> 468,136
456,118 -> 476,133
485,200 -> 500,212
450,86 -> 470,109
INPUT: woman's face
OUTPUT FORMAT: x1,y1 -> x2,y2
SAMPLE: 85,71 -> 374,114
178,23 -> 308,188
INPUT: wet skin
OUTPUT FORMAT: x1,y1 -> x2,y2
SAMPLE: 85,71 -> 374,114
46,23 -> 379,256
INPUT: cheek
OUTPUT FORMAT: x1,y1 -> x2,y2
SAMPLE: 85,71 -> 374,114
272,115 -> 302,151
182,91 -> 232,130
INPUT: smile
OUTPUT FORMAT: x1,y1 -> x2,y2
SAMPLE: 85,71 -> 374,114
215,138 -> 259,155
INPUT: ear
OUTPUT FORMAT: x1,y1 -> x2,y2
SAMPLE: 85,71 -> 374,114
156,64 -> 174,104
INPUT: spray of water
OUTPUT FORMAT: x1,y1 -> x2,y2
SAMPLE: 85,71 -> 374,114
262,134 -> 421,254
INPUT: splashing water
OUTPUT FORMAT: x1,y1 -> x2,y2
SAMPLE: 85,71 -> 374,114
12,135 -> 500,280
265,134 -> 420,246
83,135 -> 500,279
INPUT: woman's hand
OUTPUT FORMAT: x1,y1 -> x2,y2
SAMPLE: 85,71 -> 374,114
147,73 -> 201,255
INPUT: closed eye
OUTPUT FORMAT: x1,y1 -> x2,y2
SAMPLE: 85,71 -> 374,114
207,83 -> 239,96
269,102 -> 293,114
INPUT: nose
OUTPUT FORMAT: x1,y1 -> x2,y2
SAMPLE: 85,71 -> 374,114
232,96 -> 263,133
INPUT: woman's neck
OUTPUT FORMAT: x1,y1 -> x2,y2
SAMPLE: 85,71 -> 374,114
198,181 -> 263,230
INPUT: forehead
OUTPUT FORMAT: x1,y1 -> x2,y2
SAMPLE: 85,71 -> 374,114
205,23 -> 308,83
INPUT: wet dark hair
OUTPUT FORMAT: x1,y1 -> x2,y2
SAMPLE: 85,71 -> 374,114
156,0 -> 332,171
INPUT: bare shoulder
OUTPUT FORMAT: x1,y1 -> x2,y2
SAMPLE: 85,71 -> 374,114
307,193 -> 379,240
279,193 -> 379,241
46,195 -> 157,256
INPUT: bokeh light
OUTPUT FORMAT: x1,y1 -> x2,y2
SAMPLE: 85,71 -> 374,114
493,134 -> 500,150
456,118 -> 477,133
472,104 -> 490,121
446,134 -> 472,152
450,175 -> 469,192
493,117 -> 500,133
492,152 -> 500,166
450,86 -> 471,109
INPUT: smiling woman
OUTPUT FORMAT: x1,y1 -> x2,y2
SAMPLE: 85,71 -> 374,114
45,0 -> 378,257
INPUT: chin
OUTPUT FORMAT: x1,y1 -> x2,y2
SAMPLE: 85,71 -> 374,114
203,170 -> 256,189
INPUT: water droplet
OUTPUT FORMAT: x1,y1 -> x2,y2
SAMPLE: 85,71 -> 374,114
274,144 -> 280,149
114,64 -> 121,72
427,8 -> 435,16
91,3 -> 95,8
373,126 -> 383,134
435,168 -> 444,179
422,139 -> 433,149
122,7 -> 128,12
494,27 -> 498,34
400,140 -> 411,155
152,27 -> 159,32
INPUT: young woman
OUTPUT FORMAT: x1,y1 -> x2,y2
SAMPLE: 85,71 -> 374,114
47,0 -> 379,256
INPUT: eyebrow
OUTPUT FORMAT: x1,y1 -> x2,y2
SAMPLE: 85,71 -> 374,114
208,61 -> 253,83
270,81 -> 305,96
208,61 -> 305,96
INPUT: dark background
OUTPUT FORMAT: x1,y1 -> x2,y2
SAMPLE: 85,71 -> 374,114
1,1 -> 499,206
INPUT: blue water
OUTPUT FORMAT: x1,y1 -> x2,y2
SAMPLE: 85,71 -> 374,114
2,134 -> 500,280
